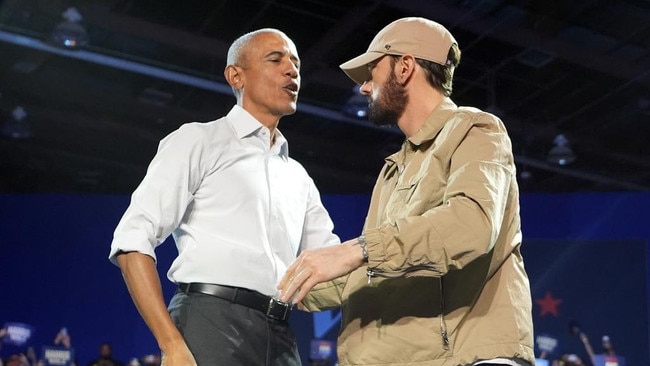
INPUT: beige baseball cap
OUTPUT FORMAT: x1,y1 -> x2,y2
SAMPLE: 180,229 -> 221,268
340,17 -> 457,85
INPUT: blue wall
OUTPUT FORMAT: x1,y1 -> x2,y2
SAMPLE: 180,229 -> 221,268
0,192 -> 648,365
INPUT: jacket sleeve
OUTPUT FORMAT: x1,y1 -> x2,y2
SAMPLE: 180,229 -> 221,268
299,276 -> 346,311
364,112 -> 515,277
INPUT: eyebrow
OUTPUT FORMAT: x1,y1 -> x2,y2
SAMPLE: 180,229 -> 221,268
265,50 -> 301,64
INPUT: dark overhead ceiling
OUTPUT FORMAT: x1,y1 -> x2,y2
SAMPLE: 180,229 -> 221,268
0,0 -> 649,194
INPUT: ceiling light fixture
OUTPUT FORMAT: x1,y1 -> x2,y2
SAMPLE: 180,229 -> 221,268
515,48 -> 556,69
49,7 -> 89,49
1,106 -> 33,139
547,133 -> 576,166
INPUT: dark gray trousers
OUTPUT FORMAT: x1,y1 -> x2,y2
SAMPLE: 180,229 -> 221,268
168,290 -> 301,366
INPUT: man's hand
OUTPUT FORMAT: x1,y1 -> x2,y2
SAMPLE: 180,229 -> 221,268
161,343 -> 197,366
277,238 -> 366,304
117,252 -> 194,366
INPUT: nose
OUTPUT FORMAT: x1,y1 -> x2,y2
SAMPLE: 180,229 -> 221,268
359,81 -> 371,95
285,61 -> 299,79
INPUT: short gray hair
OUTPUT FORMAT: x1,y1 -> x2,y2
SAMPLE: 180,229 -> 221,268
226,28 -> 288,66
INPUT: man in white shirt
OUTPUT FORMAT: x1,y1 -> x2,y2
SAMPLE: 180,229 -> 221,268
109,28 -> 340,366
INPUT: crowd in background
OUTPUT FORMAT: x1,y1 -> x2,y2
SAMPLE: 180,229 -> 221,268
0,326 -> 160,366
1,323 -> 622,366
537,324 -> 619,366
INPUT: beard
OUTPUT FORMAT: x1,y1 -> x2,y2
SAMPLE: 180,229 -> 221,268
367,70 -> 408,126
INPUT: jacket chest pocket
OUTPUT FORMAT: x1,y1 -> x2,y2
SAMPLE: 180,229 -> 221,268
395,178 -> 419,201
384,177 -> 421,219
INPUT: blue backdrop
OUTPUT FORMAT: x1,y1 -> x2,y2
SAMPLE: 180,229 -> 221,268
0,192 -> 648,365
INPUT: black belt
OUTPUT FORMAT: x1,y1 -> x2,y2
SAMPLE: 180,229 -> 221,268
178,283 -> 291,322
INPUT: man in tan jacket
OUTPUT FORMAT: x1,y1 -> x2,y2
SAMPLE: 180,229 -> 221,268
278,17 -> 535,366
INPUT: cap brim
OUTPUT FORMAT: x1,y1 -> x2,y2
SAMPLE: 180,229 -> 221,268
339,51 -> 385,85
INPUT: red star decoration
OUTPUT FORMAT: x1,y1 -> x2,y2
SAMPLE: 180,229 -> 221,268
535,291 -> 563,317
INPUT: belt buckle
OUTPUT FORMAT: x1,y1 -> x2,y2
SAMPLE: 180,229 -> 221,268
266,298 -> 290,321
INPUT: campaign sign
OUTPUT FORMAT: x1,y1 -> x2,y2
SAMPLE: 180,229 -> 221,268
535,359 -> 550,366
310,339 -> 334,360
534,333 -> 559,356
2,322 -> 34,346
593,355 -> 626,366
41,346 -> 74,366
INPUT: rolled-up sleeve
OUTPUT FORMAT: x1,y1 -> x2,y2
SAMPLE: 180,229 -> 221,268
109,125 -> 208,265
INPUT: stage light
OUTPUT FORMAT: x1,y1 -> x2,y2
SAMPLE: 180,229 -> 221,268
1,106 -> 33,139
49,7 -> 89,49
547,134 -> 576,166
342,86 -> 369,119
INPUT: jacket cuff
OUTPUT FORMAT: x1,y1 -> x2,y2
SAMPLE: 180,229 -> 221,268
362,227 -> 384,268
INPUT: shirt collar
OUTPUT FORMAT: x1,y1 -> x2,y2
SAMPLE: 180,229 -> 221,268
226,105 -> 289,160
227,105 -> 264,138
273,129 -> 290,160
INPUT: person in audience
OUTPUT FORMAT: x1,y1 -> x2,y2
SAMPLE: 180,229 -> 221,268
601,335 -> 616,356
52,327 -> 76,366
559,353 -> 584,366
4,354 -> 29,366
86,342 -> 124,366
53,327 -> 71,349
139,354 -> 160,366
0,327 -> 7,361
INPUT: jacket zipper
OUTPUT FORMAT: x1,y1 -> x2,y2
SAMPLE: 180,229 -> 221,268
365,265 -> 440,284
440,277 -> 450,350
365,268 -> 450,350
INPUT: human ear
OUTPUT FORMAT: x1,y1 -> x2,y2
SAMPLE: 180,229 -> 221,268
224,65 -> 243,89
397,55 -> 416,84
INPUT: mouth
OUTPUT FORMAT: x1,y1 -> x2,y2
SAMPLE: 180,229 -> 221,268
283,82 -> 299,97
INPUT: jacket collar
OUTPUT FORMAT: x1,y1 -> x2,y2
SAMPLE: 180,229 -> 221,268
385,97 -> 457,169
408,97 -> 458,146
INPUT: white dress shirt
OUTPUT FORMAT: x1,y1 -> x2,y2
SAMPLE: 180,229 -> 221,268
109,105 -> 340,297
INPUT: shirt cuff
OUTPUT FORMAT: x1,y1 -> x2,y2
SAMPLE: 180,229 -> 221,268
108,234 -> 158,266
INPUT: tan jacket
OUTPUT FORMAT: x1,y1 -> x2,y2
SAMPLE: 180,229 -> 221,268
303,98 -> 535,365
